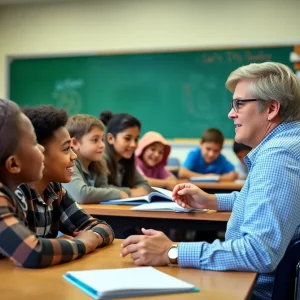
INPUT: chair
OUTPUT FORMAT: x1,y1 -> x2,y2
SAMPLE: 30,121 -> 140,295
271,238 -> 300,300
166,157 -> 181,177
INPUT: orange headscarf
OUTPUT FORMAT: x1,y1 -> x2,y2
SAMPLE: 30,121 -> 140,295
135,131 -> 171,165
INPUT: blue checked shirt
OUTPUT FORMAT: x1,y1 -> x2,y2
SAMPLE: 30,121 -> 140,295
178,121 -> 300,300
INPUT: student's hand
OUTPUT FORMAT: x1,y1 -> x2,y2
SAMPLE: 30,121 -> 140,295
130,187 -> 148,197
204,173 -> 218,177
172,183 -> 217,210
120,228 -> 173,266
74,230 -> 102,254
120,191 -> 129,199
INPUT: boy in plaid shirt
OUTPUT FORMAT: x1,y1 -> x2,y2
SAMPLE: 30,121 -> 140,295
0,100 -> 114,268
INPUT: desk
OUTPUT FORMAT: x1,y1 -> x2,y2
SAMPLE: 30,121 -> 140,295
180,180 -> 244,194
0,239 -> 257,300
81,204 -> 231,233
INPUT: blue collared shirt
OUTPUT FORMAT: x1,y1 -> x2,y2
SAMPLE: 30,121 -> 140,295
178,121 -> 300,299
183,147 -> 234,174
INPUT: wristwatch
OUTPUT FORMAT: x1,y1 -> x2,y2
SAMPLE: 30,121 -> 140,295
167,243 -> 178,264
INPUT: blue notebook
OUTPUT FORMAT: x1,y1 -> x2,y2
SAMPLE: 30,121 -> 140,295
63,266 -> 199,299
100,187 -> 173,205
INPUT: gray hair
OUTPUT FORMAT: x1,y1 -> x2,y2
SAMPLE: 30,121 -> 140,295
226,62 -> 300,122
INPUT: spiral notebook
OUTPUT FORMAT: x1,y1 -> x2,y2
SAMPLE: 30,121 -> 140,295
63,266 -> 199,299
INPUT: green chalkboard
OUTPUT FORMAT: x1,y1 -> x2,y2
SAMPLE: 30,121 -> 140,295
9,46 -> 293,138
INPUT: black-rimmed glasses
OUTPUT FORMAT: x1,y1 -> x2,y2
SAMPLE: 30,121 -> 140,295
230,99 -> 258,112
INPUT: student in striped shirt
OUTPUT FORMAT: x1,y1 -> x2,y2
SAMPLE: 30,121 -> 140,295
0,100 -> 114,268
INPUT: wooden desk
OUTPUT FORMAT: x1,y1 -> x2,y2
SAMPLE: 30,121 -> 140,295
0,239 -> 257,300
81,204 -> 231,233
178,180 -> 244,194
193,181 -> 243,191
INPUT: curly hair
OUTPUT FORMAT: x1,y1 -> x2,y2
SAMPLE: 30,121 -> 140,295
22,105 -> 68,145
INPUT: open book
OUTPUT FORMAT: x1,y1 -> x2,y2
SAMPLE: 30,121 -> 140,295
101,187 -> 173,205
63,266 -> 199,299
132,202 -> 208,213
189,176 -> 219,183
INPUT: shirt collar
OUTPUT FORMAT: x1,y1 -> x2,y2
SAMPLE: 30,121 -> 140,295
28,182 -> 57,205
245,121 -> 294,166
75,158 -> 90,175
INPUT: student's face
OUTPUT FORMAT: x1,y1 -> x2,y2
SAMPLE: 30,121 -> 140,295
73,126 -> 105,164
108,126 -> 140,160
142,142 -> 165,167
200,142 -> 222,165
13,114 -> 45,183
43,127 -> 77,183
236,149 -> 251,165
228,80 -> 270,148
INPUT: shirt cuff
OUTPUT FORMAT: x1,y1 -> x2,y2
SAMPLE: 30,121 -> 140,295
178,242 -> 204,268
92,227 -> 114,247
216,193 -> 234,211
74,240 -> 86,257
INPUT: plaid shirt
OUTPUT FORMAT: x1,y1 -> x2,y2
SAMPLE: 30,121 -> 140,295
0,182 -> 114,268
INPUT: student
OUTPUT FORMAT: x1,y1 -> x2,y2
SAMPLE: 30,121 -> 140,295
99,110 -> 151,197
63,114 -> 128,203
0,100 -> 108,268
18,105 -> 114,265
233,141 -> 252,179
135,131 -> 177,190
178,128 -> 237,181
121,62 -> 300,300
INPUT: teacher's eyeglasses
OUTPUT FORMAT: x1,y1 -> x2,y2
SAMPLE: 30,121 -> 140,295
230,99 -> 258,113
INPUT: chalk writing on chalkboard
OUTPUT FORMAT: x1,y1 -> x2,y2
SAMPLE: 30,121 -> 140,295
201,50 -> 273,65
53,78 -> 84,115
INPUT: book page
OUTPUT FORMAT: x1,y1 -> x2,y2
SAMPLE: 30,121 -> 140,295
100,195 -> 149,204
151,187 -> 173,198
132,202 -> 208,213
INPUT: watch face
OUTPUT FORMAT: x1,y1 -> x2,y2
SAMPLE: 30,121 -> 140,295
168,247 -> 178,259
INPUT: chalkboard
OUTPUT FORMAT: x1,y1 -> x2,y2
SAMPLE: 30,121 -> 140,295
9,46 -> 293,138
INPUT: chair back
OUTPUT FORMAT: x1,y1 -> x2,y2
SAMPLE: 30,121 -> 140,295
271,238 -> 300,300
167,157 -> 180,167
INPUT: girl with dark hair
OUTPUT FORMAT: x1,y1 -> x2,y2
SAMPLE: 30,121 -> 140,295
100,110 -> 151,197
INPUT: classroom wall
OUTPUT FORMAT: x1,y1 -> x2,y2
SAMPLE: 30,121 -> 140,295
0,0 -> 300,98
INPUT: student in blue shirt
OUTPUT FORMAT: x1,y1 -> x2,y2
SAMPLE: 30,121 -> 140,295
120,62 -> 300,300
233,141 -> 252,179
178,128 -> 237,181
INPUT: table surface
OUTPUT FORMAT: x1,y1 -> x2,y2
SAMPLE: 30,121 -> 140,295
81,204 -> 231,222
182,180 -> 244,191
0,239 -> 257,300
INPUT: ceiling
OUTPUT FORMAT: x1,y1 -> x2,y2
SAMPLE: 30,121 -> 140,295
0,0 -> 81,5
